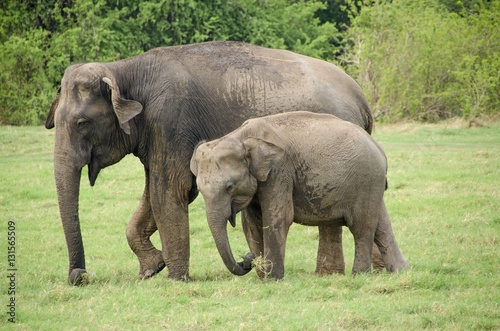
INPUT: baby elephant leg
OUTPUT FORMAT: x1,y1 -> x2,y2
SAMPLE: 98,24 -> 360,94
315,227 -> 385,274
351,230 -> 376,276
315,226 -> 345,275
374,201 -> 409,273
241,208 -> 267,279
371,243 -> 385,272
349,208 -> 379,275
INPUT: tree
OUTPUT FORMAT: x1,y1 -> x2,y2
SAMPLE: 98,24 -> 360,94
0,0 -> 340,125
340,0 -> 499,121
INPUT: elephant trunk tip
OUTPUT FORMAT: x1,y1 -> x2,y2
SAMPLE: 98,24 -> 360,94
69,268 -> 88,286
235,252 -> 255,275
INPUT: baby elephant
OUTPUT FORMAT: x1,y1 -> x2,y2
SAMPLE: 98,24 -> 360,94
190,111 -> 408,279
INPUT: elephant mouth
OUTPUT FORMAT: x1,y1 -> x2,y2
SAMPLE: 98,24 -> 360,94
227,196 -> 254,227
88,162 -> 101,187
228,201 -> 238,228
87,151 -> 102,187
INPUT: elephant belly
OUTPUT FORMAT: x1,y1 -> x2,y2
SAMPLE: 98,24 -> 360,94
292,198 -> 346,227
291,163 -> 355,227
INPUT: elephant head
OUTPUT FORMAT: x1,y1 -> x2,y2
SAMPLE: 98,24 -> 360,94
45,63 -> 143,285
190,136 -> 284,276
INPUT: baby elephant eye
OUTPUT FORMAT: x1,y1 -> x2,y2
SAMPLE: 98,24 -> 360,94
226,182 -> 234,193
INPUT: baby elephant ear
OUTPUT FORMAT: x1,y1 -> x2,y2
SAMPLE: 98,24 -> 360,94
243,137 -> 284,182
190,145 -> 201,177
102,77 -> 143,135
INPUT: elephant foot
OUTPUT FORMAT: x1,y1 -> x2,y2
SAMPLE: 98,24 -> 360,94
315,267 -> 346,276
372,255 -> 385,273
140,264 -> 166,279
138,249 -> 165,279
253,256 -> 275,279
315,259 -> 345,276
167,273 -> 193,282
69,268 -> 88,286
166,266 -> 193,282
372,262 -> 385,273
372,243 -> 385,273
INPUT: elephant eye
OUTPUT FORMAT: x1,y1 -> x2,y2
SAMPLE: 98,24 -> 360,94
77,119 -> 89,130
226,182 -> 234,193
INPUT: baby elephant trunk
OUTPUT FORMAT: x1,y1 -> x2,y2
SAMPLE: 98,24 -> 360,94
207,213 -> 255,276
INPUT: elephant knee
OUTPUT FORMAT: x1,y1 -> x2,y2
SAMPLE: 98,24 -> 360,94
125,222 -> 137,241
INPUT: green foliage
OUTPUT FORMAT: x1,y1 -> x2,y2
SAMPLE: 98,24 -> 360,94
1,123 -> 499,328
240,0 -> 340,59
316,0 -> 353,28
0,29 -> 53,125
0,0 -> 338,125
340,0 -> 500,121
1,0 -> 498,125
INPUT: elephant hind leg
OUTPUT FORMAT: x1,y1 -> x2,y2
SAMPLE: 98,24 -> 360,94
371,243 -> 385,273
350,231 -> 375,276
374,200 -> 409,273
348,209 -> 379,276
315,225 -> 345,275
126,171 -> 165,279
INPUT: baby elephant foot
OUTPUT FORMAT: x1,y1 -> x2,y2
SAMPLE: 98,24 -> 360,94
139,249 -> 165,279
372,243 -> 385,273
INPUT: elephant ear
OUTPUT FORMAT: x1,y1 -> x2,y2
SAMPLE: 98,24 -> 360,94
190,145 -> 200,177
190,141 -> 209,177
243,137 -> 284,182
102,77 -> 143,135
45,87 -> 61,129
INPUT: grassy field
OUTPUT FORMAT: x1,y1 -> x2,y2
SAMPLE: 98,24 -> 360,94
1,121 -> 499,330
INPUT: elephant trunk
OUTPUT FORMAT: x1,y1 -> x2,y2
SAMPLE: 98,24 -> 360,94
53,144 -> 88,285
206,208 -> 254,276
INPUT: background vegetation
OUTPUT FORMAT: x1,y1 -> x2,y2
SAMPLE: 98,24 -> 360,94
341,0 -> 500,122
1,122 -> 498,329
1,0 -> 498,125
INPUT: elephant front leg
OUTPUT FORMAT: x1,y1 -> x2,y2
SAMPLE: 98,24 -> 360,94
315,226 -> 345,275
126,168 -> 165,279
241,205 -> 266,278
149,167 -> 192,281
259,185 -> 294,280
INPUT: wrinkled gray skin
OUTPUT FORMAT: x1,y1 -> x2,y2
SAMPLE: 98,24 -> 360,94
191,112 -> 409,279
45,41 -> 376,285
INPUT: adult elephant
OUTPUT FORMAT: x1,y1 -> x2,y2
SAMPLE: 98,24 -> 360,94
45,41 -> 374,285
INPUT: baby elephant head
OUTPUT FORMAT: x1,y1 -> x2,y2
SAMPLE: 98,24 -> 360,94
190,136 -> 284,276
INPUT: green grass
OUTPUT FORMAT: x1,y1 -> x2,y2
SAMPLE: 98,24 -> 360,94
1,120 -> 499,330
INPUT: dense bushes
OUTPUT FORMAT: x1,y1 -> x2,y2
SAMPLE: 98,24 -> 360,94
340,0 -> 499,121
0,0 -> 498,125
0,0 -> 340,124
